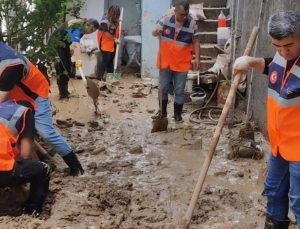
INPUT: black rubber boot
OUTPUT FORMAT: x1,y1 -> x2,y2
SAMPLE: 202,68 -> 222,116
62,152 -> 84,176
174,103 -> 183,122
264,215 -> 290,229
59,80 -> 70,100
152,100 -> 168,119
161,100 -> 168,117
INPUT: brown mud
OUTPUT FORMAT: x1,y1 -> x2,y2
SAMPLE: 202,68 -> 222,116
0,75 -> 293,229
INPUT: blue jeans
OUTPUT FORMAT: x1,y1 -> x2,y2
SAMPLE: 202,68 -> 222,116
35,97 -> 72,157
264,153 -> 300,227
159,69 -> 187,105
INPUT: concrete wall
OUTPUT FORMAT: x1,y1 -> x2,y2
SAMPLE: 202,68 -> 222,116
141,0 -> 171,78
234,0 -> 300,133
108,0 -> 141,36
80,0 -> 107,20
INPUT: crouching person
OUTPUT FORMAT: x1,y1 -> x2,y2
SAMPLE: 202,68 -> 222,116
0,100 -> 50,217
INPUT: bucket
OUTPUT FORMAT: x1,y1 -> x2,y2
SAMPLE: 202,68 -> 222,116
190,87 -> 206,106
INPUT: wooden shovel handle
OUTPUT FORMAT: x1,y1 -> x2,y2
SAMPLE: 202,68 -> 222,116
181,26 -> 259,229
34,140 -> 49,156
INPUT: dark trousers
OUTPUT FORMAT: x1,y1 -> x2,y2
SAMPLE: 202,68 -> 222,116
97,50 -> 115,80
0,159 -> 50,212
55,47 -> 72,98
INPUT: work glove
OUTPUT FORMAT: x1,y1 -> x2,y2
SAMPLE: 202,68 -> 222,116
75,60 -> 82,70
152,28 -> 162,37
233,56 -> 250,93
114,38 -> 120,44
233,56 -> 250,76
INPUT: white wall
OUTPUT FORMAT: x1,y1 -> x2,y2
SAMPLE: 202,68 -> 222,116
108,0 -> 141,36
80,0 -> 107,21
141,0 -> 171,78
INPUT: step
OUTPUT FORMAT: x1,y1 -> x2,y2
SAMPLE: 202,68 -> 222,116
200,43 -> 220,58
203,7 -> 230,20
196,32 -> 217,43
203,0 -> 227,7
200,59 -> 216,71
197,19 -> 231,32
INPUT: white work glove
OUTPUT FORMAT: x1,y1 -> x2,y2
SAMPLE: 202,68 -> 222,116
233,56 -> 251,93
233,56 -> 250,76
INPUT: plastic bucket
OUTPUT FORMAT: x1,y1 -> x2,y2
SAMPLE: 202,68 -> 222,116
190,87 -> 206,105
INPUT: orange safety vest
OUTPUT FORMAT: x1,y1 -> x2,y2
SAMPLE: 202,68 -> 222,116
98,16 -> 120,52
0,100 -> 29,171
267,52 -> 300,161
0,100 -> 28,138
9,61 -> 49,108
0,123 -> 19,171
0,42 -> 49,109
157,15 -> 194,73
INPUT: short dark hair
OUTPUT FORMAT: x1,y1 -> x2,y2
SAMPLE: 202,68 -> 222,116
174,0 -> 189,11
85,18 -> 100,30
268,11 -> 300,40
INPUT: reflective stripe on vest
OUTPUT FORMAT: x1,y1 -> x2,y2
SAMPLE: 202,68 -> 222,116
0,43 -> 49,107
267,52 -> 300,161
158,15 -> 194,72
0,42 -> 29,75
9,61 -> 49,108
0,100 -> 28,138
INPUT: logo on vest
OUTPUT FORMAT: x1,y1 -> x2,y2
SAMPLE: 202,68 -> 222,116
270,71 -> 278,84
164,28 -> 171,35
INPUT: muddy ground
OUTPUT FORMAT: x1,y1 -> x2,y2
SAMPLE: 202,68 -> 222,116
0,75 -> 294,228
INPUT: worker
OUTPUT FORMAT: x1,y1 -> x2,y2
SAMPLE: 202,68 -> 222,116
0,100 -> 50,217
0,42 -> 84,176
233,11 -> 300,228
97,5 -> 121,81
152,0 -> 200,122
50,18 -> 99,99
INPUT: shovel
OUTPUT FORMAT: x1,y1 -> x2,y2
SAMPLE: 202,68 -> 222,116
181,26 -> 259,228
73,43 -> 100,114
151,38 -> 168,133
107,7 -> 124,80
78,64 -> 100,115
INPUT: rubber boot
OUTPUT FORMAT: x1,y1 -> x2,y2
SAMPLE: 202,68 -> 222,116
60,81 -> 70,100
57,77 -> 70,100
264,215 -> 290,229
174,103 -> 183,122
152,100 -> 168,119
62,152 -> 84,176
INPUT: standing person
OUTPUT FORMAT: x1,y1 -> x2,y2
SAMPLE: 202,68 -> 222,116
0,100 -> 50,216
51,18 -> 99,99
233,11 -> 300,228
152,0 -> 200,122
97,5 -> 121,81
0,42 -> 84,176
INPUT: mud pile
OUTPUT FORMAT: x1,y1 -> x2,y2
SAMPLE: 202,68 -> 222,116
0,76 -> 272,228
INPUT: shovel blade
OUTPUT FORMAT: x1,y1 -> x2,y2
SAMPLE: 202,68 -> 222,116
151,117 -> 168,133
86,78 -> 100,100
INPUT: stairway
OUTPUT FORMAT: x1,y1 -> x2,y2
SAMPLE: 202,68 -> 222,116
196,0 -> 231,71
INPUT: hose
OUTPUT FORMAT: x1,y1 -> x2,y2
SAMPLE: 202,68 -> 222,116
189,106 -> 222,124
189,72 -> 221,124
